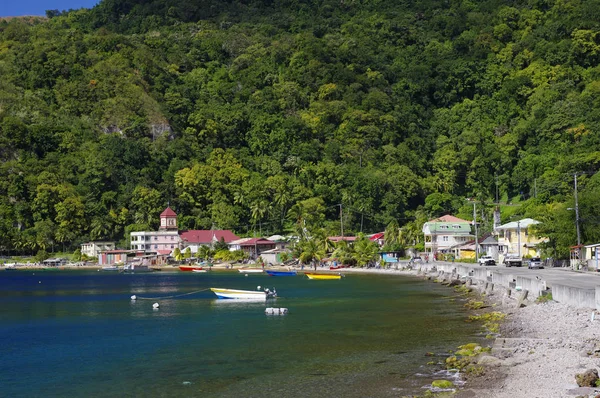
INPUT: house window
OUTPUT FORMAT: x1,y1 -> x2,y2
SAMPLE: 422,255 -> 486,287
154,245 -> 158,249
452,224 -> 460,229
171,245 -> 174,249
440,225 -> 449,229
442,236 -> 449,242
171,236 -> 174,240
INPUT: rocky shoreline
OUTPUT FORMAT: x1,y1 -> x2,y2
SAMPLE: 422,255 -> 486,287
340,266 -> 600,398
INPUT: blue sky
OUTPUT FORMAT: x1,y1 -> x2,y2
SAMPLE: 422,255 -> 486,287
1,1 -> 100,17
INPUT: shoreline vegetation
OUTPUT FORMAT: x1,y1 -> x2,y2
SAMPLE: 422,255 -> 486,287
3,263 -> 598,397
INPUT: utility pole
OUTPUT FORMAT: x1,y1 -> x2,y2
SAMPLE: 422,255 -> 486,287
339,204 -> 344,238
495,173 -> 499,204
517,221 -> 521,258
574,173 -> 581,247
473,201 -> 479,261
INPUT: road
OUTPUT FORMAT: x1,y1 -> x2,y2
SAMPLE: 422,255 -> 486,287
447,262 -> 600,290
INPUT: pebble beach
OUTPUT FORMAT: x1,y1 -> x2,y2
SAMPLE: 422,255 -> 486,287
341,266 -> 600,398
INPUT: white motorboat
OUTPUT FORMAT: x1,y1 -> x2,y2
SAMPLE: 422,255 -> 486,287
210,288 -> 276,299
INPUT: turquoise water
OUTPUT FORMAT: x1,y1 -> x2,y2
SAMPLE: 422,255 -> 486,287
0,271 -> 480,397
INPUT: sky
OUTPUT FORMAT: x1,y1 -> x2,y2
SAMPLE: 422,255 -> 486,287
0,1 -> 100,17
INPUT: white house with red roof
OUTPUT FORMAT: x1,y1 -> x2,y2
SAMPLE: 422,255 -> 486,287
228,237 -> 276,258
422,214 -> 474,255
179,229 -> 240,253
129,206 -> 240,255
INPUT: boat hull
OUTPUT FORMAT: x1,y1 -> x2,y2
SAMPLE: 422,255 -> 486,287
238,268 -> 263,273
265,270 -> 297,276
179,265 -> 203,272
210,288 -> 268,300
305,273 -> 342,280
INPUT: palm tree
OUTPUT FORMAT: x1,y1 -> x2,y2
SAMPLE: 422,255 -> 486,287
173,247 -> 183,262
332,240 -> 354,266
251,199 -> 270,235
352,234 -> 380,267
197,245 -> 212,261
312,229 -> 335,255
384,219 -> 400,248
287,203 -> 307,239
298,239 -> 325,267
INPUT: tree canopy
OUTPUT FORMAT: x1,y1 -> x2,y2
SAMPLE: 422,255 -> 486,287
1,0 -> 599,257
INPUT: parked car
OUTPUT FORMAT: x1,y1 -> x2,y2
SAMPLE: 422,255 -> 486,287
503,254 -> 523,267
528,257 -> 544,269
478,255 -> 496,266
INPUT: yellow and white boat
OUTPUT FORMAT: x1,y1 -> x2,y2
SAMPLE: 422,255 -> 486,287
305,273 -> 342,280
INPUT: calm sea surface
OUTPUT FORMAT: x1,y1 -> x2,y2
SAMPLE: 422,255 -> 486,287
0,270 -> 481,397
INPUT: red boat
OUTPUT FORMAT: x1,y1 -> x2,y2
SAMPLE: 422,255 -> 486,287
179,265 -> 203,272
329,265 -> 347,270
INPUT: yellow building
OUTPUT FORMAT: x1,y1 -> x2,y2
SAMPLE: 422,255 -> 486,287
495,218 -> 548,258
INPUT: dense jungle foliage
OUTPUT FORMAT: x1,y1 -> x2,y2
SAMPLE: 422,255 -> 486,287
1,0 -> 600,257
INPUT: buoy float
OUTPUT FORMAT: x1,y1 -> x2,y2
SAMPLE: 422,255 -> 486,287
265,307 -> 288,315
257,285 -> 261,290
152,303 -> 159,309
130,295 -> 137,300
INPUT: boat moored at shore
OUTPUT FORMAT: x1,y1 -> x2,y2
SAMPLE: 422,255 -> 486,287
265,270 -> 297,277
305,273 -> 343,280
238,268 -> 264,273
178,265 -> 204,272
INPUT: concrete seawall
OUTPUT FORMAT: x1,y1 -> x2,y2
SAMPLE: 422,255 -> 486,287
417,262 -> 599,310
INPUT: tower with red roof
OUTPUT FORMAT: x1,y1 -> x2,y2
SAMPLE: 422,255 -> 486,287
159,207 -> 178,231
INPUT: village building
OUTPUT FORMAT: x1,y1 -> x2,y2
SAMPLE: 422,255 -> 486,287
80,241 -> 115,258
179,229 -> 239,253
479,235 -> 500,261
129,207 -> 239,256
495,218 -> 547,258
228,237 -> 276,258
422,215 -> 474,256
98,250 -> 136,266
130,207 -> 180,255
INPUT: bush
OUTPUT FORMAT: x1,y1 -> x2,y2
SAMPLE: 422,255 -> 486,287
35,250 -> 50,262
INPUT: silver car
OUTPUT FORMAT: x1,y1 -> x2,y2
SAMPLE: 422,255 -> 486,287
528,257 -> 544,269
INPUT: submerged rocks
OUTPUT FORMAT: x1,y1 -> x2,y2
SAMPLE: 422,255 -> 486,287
575,368 -> 599,387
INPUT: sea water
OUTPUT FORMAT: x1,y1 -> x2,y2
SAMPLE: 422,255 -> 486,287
0,271 -> 481,397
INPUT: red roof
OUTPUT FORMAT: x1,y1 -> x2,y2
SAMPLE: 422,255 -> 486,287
428,214 -> 471,223
236,238 -> 275,246
179,230 -> 239,244
369,232 -> 385,241
160,207 -> 177,217
329,236 -> 357,242
157,250 -> 172,255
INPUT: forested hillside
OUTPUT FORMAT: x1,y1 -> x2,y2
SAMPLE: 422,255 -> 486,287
1,0 -> 600,257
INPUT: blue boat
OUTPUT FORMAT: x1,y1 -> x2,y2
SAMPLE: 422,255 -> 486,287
265,270 -> 297,276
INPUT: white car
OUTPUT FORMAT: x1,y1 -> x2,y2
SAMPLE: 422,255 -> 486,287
478,255 -> 496,266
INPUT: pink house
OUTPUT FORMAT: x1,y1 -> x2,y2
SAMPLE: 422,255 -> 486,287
130,207 -> 180,255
